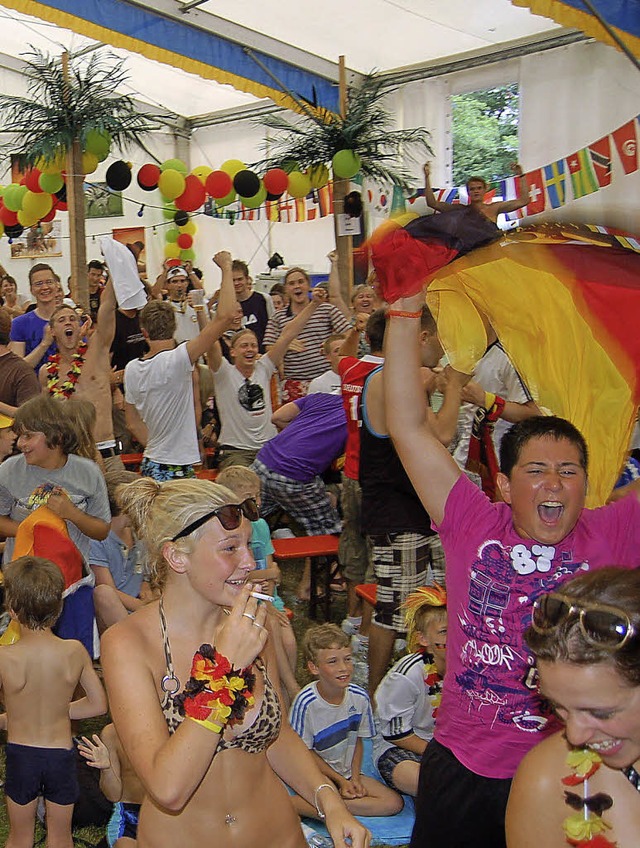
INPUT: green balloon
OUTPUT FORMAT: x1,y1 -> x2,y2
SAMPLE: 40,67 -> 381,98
84,129 -> 111,161
240,184 -> 267,209
161,158 -> 188,175
215,188 -> 236,208
180,248 -> 196,262
39,172 -> 64,194
165,228 -> 180,244
163,203 -> 177,220
332,149 -> 362,180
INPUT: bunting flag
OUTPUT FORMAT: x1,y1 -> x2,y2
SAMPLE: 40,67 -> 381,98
425,222 -> 640,507
390,185 -> 407,217
543,161 -> 567,208
588,136 -> 613,187
616,235 -> 640,252
566,148 -> 599,199
498,177 -> 525,221
612,121 -> 638,174
525,169 -> 546,215
434,188 -> 460,203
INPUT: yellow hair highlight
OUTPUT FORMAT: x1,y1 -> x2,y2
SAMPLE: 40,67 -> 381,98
403,584 -> 447,653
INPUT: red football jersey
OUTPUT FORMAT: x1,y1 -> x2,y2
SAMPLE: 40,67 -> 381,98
339,355 -> 384,480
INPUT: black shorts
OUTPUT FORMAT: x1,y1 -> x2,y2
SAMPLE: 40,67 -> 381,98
5,743 -> 79,807
410,738 -> 512,848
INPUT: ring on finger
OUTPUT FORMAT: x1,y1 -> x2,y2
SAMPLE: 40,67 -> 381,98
252,621 -> 265,629
242,612 -> 256,621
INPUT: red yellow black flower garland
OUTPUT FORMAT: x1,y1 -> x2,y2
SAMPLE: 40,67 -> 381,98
45,341 -> 88,399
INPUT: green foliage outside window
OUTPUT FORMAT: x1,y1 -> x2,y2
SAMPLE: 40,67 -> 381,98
451,84 -> 519,186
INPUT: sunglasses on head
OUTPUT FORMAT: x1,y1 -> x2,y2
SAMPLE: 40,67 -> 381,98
171,497 -> 259,541
531,592 -> 638,650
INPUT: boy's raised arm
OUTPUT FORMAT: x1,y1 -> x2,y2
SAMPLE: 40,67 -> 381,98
384,292 -> 463,526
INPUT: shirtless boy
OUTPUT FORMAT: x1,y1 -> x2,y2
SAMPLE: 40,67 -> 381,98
39,274 -> 122,470
0,556 -> 107,848
424,162 -> 529,222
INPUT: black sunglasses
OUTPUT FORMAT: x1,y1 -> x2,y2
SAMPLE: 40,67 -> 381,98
531,592 -> 637,650
171,498 -> 259,541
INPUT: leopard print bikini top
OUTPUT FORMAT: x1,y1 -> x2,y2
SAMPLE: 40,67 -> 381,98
158,600 -> 282,754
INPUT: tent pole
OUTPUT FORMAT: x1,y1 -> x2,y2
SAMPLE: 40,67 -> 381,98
334,55 -> 354,305
62,51 -> 88,311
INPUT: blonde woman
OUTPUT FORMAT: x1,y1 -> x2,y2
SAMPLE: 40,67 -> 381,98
102,477 -> 370,848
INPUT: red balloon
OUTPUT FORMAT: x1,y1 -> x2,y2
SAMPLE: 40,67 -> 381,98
0,204 -> 18,227
205,170 -> 233,199
177,233 -> 193,250
25,169 -> 43,193
40,207 -> 57,223
55,200 -> 68,212
137,163 -> 161,189
175,174 -> 206,212
263,168 -> 289,196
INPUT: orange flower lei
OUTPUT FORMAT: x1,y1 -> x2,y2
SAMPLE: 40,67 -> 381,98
45,341 -> 88,399
176,644 -> 255,735
562,748 -> 616,847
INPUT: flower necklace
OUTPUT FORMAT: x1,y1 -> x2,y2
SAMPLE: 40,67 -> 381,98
423,654 -> 443,717
562,747 -> 616,847
45,341 -> 88,399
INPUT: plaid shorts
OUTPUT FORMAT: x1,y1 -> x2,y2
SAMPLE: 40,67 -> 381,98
251,459 -> 341,536
377,747 -> 422,791
140,458 -> 196,482
369,532 -> 445,631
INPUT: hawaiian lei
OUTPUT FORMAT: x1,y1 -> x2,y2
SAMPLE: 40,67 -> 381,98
45,341 -> 88,399
562,747 -> 616,847
423,656 -> 443,717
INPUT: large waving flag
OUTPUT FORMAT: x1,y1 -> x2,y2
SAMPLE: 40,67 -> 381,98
425,222 -> 640,506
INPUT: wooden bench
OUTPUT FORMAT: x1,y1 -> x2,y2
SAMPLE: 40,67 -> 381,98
272,534 -> 340,620
355,583 -> 377,608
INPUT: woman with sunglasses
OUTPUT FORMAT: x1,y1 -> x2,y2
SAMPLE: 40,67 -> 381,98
506,567 -> 640,847
101,477 -> 370,848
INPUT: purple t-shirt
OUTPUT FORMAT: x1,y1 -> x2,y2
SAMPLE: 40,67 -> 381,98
435,474 -> 640,779
256,393 -> 346,481
9,310 -> 56,372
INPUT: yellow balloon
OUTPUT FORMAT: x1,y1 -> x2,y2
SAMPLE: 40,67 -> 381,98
158,169 -> 186,201
179,220 -> 197,236
22,191 -> 53,219
37,150 -> 67,174
0,221 -> 4,239
82,152 -> 99,175
164,242 -> 181,259
191,165 -> 212,185
17,209 -> 39,228
288,171 -> 311,199
0,619 -> 20,645
220,159 -> 245,178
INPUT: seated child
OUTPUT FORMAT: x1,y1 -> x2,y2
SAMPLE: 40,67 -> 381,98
78,723 -> 145,847
373,585 -> 447,796
90,470 -> 153,633
216,464 -> 300,704
290,624 -> 403,818
0,555 -> 107,847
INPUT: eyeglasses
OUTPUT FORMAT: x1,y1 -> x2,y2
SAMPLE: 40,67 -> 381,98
531,592 -> 638,650
171,497 -> 259,541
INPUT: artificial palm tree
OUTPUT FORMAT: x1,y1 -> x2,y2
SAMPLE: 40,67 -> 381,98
0,48 -> 156,307
258,73 -> 432,295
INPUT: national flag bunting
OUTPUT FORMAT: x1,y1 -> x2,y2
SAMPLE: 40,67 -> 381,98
543,161 -> 567,209
524,169 -> 546,215
566,149 -> 599,199
434,188 -> 459,203
612,121 -> 638,174
588,136 -> 612,187
498,177 -> 524,221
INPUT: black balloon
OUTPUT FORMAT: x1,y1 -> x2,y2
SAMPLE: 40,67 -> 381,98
5,224 -> 24,238
55,185 -> 67,203
233,169 -> 260,198
344,190 -> 363,218
266,191 -> 284,201
174,210 -> 189,227
106,160 -> 132,191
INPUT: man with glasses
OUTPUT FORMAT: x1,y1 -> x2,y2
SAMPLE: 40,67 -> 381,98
382,287 -> 640,848
209,289 -> 325,471
9,264 -> 58,372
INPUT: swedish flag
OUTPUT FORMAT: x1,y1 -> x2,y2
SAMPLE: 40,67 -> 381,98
543,161 -> 566,209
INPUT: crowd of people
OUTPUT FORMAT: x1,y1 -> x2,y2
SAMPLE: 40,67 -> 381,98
0,165 -> 639,848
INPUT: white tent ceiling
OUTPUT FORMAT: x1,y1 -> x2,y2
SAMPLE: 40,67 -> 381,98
0,0 -> 565,122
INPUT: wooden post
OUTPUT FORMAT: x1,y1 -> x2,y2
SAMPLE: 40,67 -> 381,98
333,55 -> 353,306
62,52 -> 88,310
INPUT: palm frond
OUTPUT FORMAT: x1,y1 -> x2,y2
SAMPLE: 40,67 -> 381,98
0,48 -> 158,168
254,74 -> 432,189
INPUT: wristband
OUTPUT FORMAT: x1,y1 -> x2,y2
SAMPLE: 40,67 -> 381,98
314,783 -> 338,820
483,392 -> 497,411
176,644 -> 255,735
386,309 -> 422,319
